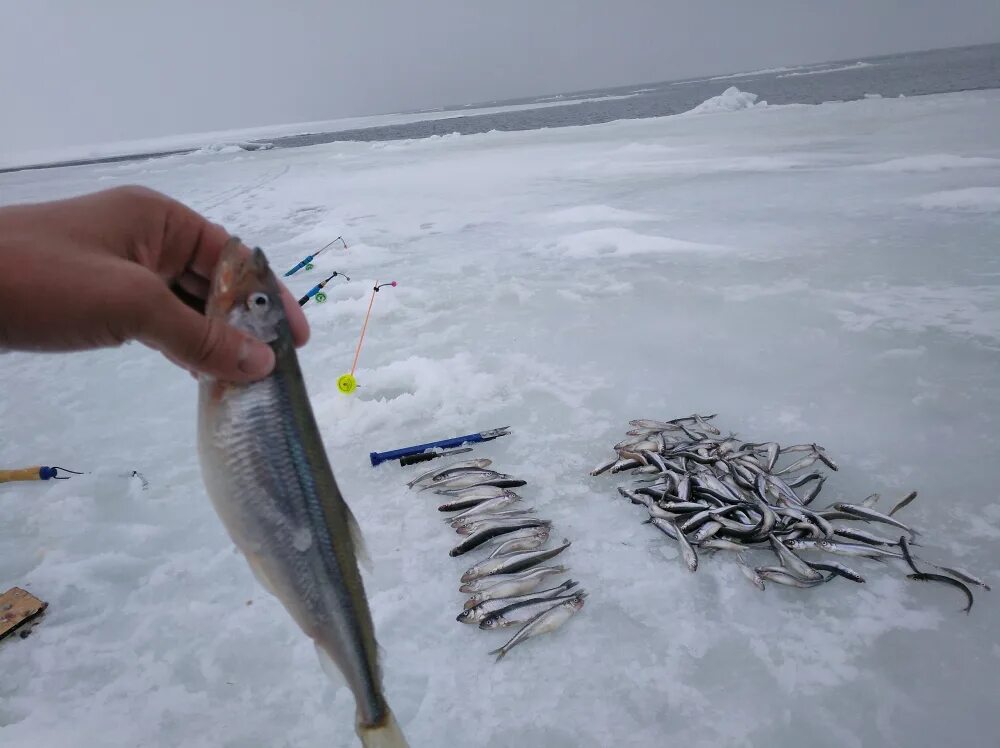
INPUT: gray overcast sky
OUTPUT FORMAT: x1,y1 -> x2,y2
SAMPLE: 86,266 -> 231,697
1,0 -> 998,153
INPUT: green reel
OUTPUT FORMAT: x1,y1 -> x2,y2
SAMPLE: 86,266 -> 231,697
314,292 -> 328,303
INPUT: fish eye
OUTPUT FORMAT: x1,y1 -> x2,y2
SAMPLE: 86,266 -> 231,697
247,292 -> 271,311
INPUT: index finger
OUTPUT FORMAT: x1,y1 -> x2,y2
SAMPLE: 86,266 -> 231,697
158,199 -> 309,347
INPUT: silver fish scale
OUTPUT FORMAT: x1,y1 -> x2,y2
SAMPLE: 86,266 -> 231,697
204,373 -> 383,723
216,380 -> 326,605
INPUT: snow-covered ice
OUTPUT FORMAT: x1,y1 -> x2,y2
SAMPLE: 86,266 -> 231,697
0,93 -> 649,171
683,86 -> 766,115
778,61 -> 875,77
2,89 -> 999,747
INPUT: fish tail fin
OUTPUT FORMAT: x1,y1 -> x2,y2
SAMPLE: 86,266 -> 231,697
488,645 -> 508,662
358,708 -> 409,748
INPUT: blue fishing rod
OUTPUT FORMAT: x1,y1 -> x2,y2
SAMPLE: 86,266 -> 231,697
284,236 -> 348,277
298,270 -> 350,306
370,427 -> 511,467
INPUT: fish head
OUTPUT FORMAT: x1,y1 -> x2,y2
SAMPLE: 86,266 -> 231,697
206,239 -> 287,345
566,596 -> 586,612
479,615 -> 502,630
456,608 -> 479,624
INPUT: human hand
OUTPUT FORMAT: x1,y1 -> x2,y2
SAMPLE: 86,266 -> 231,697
0,186 -> 309,380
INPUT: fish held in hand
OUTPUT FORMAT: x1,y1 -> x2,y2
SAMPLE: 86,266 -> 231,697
197,242 -> 407,748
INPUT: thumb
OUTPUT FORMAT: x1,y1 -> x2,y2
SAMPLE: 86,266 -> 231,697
139,290 -> 275,381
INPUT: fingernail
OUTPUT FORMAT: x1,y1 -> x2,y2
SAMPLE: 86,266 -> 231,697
238,340 -> 275,377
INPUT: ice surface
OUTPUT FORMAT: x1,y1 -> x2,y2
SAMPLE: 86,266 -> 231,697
675,65 -> 814,85
683,86 -> 766,115
778,61 -> 874,77
2,90 -> 1000,747
0,94 -> 648,171
857,154 -> 1000,171
911,186 -> 1000,212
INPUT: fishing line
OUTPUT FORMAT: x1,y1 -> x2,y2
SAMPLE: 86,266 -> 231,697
337,280 -> 396,394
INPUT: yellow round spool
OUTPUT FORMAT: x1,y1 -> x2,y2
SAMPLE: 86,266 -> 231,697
337,373 -> 357,395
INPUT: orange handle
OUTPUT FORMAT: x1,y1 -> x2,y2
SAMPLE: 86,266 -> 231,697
0,467 -> 42,483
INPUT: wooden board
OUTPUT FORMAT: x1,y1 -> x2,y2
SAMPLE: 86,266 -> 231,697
0,587 -> 47,641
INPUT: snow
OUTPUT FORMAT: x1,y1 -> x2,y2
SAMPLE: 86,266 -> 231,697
3,89 -> 1000,747
542,205 -> 658,224
683,86 -> 766,115
192,142 -> 274,155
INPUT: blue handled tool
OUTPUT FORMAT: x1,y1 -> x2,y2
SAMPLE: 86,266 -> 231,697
370,427 -> 511,467
283,236 -> 347,277
298,270 -> 349,306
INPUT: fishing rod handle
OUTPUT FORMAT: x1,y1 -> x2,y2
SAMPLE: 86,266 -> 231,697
0,466 -> 64,482
370,432 -> 486,466
399,452 -> 444,467
284,255 -> 314,277
298,284 -> 323,306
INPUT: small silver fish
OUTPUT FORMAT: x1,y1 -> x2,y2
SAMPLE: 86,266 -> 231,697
450,519 -> 551,556
407,458 -> 493,489
480,591 -> 587,629
447,493 -> 521,521
833,503 -> 917,537
488,529 -> 550,558
672,521 -> 698,572
451,509 -> 536,533
461,540 -> 572,583
756,567 -> 829,588
768,533 -> 823,581
488,596 -> 585,662
590,457 -> 619,476
459,565 -> 567,596
437,488 -> 516,512
736,552 -> 765,590
421,470 -> 504,491
456,580 -> 579,622
887,491 -> 918,517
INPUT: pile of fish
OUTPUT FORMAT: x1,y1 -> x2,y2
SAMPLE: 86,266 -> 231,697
406,458 -> 586,660
591,414 -> 989,612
